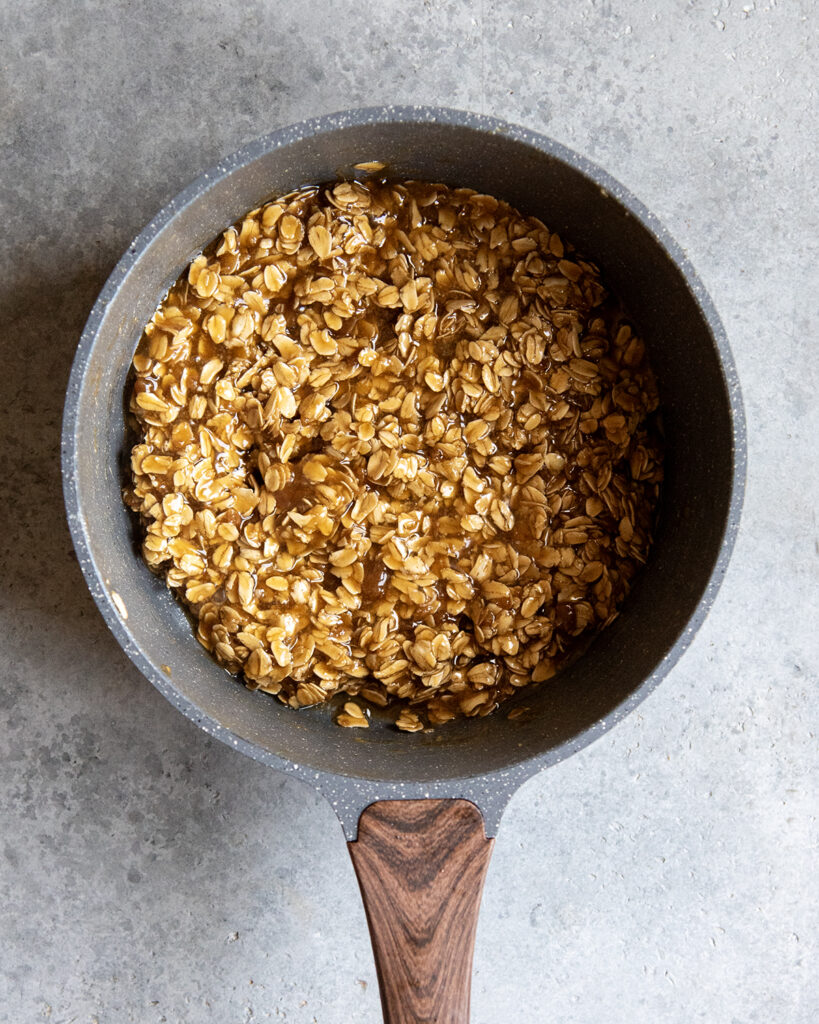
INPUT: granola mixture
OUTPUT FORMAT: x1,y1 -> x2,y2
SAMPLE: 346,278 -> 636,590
125,177 -> 663,730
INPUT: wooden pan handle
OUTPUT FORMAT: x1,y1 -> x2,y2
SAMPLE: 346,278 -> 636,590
348,799 -> 494,1024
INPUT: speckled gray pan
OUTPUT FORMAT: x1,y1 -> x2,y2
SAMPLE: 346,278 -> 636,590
61,106 -> 745,839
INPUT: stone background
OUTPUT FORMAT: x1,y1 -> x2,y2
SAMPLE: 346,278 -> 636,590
1,1 -> 816,1021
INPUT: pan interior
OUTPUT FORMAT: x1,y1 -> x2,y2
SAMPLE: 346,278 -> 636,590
66,112 -> 739,785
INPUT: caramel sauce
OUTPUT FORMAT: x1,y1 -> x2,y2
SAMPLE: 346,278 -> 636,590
126,175 -> 664,728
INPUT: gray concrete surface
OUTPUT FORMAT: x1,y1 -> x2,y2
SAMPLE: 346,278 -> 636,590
1,1 -> 816,1021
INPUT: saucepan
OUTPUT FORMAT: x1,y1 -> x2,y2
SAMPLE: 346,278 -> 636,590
62,106 -> 745,1023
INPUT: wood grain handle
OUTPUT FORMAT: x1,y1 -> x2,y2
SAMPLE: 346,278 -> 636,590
348,799 -> 494,1024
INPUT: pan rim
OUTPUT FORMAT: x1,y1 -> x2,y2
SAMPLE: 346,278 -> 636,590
61,105 -> 747,825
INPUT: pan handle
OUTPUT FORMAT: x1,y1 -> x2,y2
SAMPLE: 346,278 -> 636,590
348,799 -> 494,1024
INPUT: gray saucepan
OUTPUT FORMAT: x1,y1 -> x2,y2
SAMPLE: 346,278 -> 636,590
62,106 -> 745,1024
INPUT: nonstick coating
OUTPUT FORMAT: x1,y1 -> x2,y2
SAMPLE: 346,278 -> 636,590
62,107 -> 745,837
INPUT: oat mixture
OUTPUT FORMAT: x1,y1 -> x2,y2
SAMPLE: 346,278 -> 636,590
126,177 -> 662,730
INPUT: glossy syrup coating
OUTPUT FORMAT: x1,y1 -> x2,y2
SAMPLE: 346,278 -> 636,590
125,178 -> 663,729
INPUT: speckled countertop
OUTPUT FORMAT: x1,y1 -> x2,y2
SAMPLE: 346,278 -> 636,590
1,2 -> 816,1022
